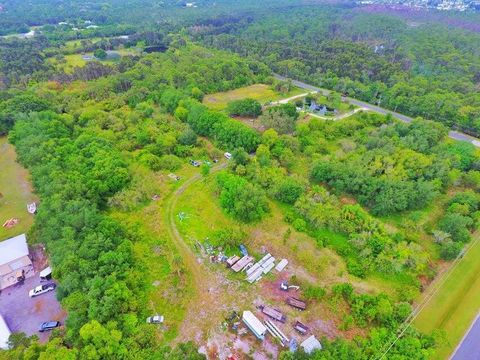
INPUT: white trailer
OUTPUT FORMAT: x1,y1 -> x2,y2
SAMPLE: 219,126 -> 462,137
275,259 -> 288,272
242,311 -> 267,340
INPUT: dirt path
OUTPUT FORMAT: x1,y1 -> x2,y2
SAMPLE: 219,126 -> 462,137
165,162 -> 228,343
306,107 -> 369,121
270,92 -> 315,105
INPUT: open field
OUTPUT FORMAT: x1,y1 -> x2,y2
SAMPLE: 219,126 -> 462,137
203,84 -> 305,111
49,47 -> 141,73
0,137 -> 36,240
414,234 -> 480,359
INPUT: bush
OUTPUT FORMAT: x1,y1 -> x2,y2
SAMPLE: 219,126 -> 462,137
216,172 -> 269,222
178,128 -> 197,146
227,98 -> 262,117
274,177 -> 304,204
440,240 -> 463,260
158,154 -> 183,171
303,285 -> 326,301
138,152 -> 162,171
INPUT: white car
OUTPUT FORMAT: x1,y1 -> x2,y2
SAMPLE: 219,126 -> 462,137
29,283 -> 56,298
146,315 -> 164,324
224,152 -> 232,160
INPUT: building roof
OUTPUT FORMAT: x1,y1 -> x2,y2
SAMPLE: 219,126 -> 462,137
242,311 -> 267,337
300,335 -> 322,354
0,234 -> 29,266
0,315 -> 11,350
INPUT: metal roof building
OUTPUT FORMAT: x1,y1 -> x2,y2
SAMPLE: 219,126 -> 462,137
0,234 -> 34,290
242,311 -> 267,340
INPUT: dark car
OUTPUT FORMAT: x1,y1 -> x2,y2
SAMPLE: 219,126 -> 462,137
39,321 -> 61,332
189,159 -> 201,167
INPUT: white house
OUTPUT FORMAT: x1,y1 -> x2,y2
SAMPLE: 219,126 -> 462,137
0,315 -> 11,350
0,234 -> 34,290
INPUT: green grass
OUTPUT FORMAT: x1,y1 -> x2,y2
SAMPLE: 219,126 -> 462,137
414,236 -> 480,359
0,137 -> 36,241
203,84 -> 305,111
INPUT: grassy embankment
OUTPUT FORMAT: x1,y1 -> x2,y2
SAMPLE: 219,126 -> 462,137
0,137 -> 36,240
414,234 -> 480,359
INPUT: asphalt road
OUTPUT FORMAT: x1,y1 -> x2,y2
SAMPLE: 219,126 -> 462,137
451,314 -> 480,360
274,74 -> 480,148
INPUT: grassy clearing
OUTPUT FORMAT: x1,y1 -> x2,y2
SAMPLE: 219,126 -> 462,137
50,48 -> 141,73
203,84 -> 305,111
0,137 -> 36,240
414,234 -> 480,359
109,164 -> 200,343
63,37 -> 103,51
173,173 -> 399,298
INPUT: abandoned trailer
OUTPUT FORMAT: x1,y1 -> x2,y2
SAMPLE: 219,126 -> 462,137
242,311 -> 267,340
286,297 -> 307,311
260,306 -> 286,323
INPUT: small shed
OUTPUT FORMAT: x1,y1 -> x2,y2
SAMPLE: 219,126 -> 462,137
242,311 -> 267,340
275,259 -> 288,272
300,335 -> 322,354
231,256 -> 254,272
226,255 -> 240,268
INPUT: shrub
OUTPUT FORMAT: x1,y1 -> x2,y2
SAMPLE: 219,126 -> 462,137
158,154 -> 183,171
227,98 -> 262,117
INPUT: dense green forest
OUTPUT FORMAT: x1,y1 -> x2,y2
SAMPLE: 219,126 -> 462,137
1,1 -> 480,359
199,6 -> 480,135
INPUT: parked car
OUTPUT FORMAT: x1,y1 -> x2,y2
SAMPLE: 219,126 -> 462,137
29,283 -> 56,298
39,321 -> 61,332
189,159 -> 201,167
224,152 -> 232,160
146,315 -> 164,324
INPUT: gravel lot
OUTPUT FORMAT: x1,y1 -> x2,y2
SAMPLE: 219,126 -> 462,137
0,273 -> 65,342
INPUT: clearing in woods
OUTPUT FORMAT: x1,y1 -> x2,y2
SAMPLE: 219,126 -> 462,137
203,84 -> 305,111
0,137 -> 36,240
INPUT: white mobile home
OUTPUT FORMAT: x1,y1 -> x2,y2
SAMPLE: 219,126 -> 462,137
242,311 -> 267,340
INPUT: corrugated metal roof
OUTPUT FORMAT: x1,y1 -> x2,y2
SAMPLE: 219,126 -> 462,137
242,311 -> 266,339
0,315 -> 11,350
0,234 -> 29,266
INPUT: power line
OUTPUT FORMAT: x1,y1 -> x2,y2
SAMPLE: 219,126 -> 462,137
375,236 -> 480,360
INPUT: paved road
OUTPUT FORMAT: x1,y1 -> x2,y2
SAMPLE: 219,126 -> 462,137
451,314 -> 480,360
274,74 -> 480,148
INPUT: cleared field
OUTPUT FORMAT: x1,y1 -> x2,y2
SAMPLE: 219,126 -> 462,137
51,48 -> 141,73
0,137 -> 36,240
203,84 -> 305,111
414,235 -> 480,359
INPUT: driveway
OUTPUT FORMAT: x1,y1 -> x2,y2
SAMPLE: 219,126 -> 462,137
274,74 -> 480,148
0,274 -> 65,342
